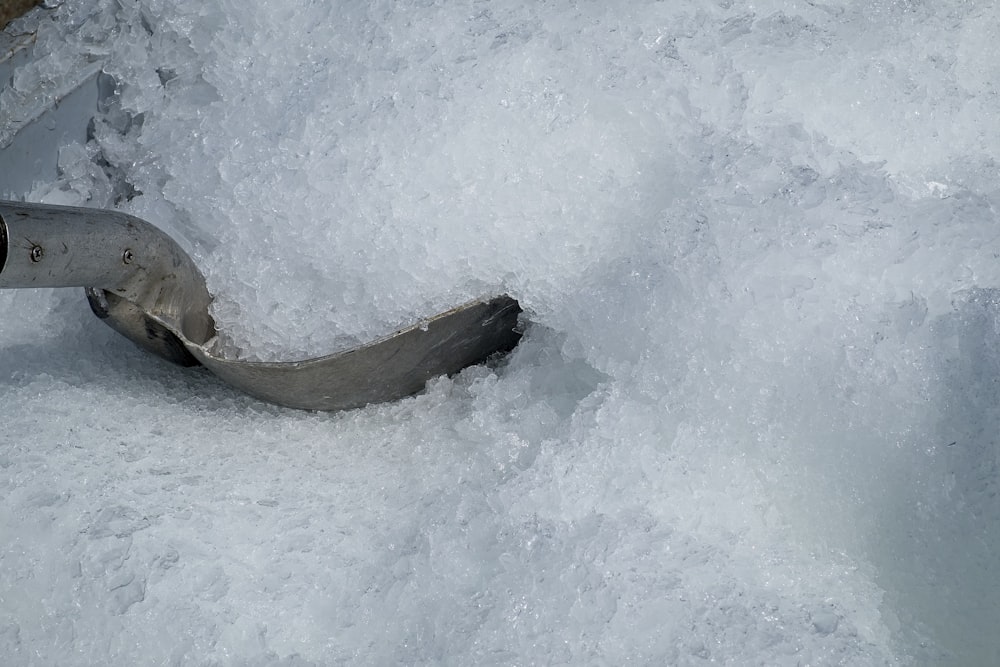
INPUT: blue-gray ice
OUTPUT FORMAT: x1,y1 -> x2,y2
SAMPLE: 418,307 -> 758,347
2,1 -> 1000,664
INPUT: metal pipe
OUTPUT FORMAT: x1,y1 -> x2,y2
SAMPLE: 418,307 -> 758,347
1,201 -> 178,291
0,201 -> 215,348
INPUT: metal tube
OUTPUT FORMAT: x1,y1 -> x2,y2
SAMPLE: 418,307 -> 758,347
0,201 -> 215,346
0,201 -> 156,291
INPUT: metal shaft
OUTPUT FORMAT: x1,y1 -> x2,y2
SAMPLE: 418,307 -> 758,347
0,201 -> 215,348
0,201 -> 145,290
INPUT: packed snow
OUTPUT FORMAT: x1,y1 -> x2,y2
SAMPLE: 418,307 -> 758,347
3,0 -> 1000,664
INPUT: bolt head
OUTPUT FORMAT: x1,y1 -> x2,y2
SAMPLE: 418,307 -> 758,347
29,245 -> 43,262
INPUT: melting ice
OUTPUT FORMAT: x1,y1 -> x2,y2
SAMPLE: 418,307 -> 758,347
3,0 -> 1000,664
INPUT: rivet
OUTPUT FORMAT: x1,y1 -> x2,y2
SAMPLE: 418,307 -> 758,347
122,248 -> 134,265
30,245 -> 43,262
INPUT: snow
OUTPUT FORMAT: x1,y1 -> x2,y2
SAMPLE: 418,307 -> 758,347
3,0 -> 1000,664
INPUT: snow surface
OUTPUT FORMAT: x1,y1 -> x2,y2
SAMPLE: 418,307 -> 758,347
3,0 -> 1000,664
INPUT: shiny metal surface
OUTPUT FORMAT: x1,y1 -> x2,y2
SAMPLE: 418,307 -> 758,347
196,296 -> 522,411
0,201 -> 522,410
0,201 -> 214,364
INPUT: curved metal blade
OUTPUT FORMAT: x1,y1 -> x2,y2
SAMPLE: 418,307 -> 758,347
190,296 -> 522,411
1,201 -> 523,410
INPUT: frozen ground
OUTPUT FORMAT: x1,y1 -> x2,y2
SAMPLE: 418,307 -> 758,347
2,0 -> 1000,664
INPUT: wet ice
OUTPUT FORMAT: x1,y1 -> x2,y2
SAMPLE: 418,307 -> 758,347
3,0 -> 1000,664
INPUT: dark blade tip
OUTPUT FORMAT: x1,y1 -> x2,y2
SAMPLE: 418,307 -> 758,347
0,211 -> 7,278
